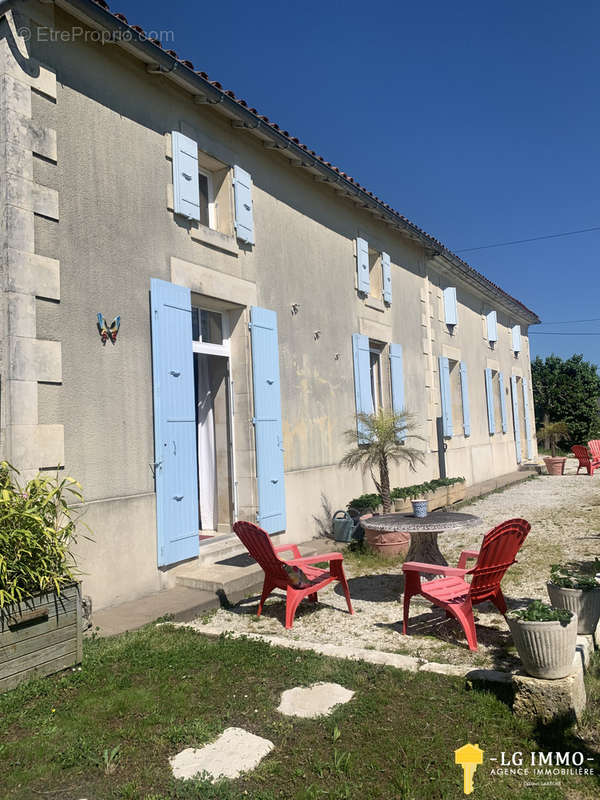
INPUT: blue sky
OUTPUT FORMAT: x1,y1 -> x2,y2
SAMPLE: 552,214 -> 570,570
122,0 -> 599,365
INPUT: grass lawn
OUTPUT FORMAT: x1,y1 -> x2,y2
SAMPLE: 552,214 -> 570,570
1,624 -> 599,800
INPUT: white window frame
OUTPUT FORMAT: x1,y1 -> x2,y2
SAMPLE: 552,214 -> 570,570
197,167 -> 217,231
369,346 -> 384,412
192,307 -> 230,357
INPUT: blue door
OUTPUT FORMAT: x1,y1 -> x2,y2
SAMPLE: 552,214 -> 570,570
250,306 -> 286,533
151,279 -> 199,566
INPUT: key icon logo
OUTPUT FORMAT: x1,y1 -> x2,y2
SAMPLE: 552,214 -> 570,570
455,743 -> 484,794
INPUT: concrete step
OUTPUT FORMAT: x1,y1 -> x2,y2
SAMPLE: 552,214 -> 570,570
90,585 -> 218,638
196,532 -> 251,566
176,538 -> 337,605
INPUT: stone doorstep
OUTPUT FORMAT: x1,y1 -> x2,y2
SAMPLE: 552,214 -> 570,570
175,538 -> 336,603
179,624 -> 597,723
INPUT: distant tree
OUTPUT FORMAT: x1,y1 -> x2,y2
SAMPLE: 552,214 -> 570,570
531,354 -> 600,449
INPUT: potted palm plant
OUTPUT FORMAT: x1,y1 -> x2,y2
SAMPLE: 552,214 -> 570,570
537,420 -> 569,475
506,600 -> 577,679
340,409 -> 425,556
0,462 -> 89,693
547,563 -> 600,635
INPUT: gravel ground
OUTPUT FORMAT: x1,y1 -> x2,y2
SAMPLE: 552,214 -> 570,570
195,462 -> 600,670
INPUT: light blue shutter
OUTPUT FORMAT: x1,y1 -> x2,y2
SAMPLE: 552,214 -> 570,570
499,373 -> 508,433
439,356 -> 453,437
522,377 -> 533,459
382,252 -> 392,304
459,361 -> 470,436
512,325 -> 521,353
443,287 -> 457,326
356,237 -> 370,294
352,333 -> 373,443
172,131 -> 200,221
389,343 -> 405,440
233,165 -> 255,244
485,368 -> 495,434
250,307 -> 285,533
486,310 -> 498,343
511,375 -> 522,463
151,278 -> 199,567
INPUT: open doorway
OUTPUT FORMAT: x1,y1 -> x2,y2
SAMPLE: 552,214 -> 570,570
192,307 -> 235,538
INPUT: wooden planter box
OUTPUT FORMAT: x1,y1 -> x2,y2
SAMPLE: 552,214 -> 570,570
0,583 -> 82,693
393,483 -> 466,513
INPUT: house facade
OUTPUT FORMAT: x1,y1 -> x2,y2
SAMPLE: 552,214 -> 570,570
0,0 -> 540,611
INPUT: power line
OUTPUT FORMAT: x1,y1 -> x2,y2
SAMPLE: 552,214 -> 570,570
530,331 -> 600,336
537,317 -> 600,325
455,224 -> 600,253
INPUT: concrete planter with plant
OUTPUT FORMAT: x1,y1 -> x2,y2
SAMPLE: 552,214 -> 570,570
0,462 -> 88,693
391,477 -> 466,513
547,563 -> 600,635
537,420 -> 569,475
506,600 -> 577,679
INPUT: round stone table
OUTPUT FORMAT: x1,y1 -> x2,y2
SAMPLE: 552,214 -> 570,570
362,511 -> 482,573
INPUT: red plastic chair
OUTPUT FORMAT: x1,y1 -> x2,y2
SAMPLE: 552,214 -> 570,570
588,440 -> 600,463
572,445 -> 599,476
402,518 -> 531,651
233,521 -> 353,629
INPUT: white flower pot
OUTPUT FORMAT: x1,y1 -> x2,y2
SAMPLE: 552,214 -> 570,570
547,583 -> 600,635
506,613 -> 578,680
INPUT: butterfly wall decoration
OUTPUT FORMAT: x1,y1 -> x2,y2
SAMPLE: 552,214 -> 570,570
97,313 -> 121,346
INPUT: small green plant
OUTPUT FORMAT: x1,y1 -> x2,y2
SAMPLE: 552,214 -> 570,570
550,562 -> 600,591
510,599 -> 573,625
537,420 -> 569,458
102,744 -> 121,775
346,492 -> 382,513
0,462 -> 90,607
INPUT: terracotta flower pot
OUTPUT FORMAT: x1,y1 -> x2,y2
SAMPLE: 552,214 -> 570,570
543,456 -> 566,476
506,612 -> 577,679
364,527 -> 410,558
547,583 -> 600,635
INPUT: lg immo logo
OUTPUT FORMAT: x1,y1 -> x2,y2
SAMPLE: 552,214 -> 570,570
454,744 -> 595,793
455,743 -> 484,794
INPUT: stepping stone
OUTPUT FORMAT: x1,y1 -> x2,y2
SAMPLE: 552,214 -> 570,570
277,682 -> 354,718
169,727 -> 274,781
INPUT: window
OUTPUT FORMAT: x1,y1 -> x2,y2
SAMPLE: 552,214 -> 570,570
449,359 -> 463,426
192,308 -> 224,345
197,169 -> 216,229
368,249 -> 383,300
492,371 -> 502,431
369,346 -> 383,411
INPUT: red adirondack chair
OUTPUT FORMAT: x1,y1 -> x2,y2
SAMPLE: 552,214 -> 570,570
402,518 -> 531,650
588,440 -> 600,463
233,521 -> 354,629
572,445 -> 600,476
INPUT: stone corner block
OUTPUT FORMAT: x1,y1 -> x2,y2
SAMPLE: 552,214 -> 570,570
512,662 -> 586,724
10,337 -> 61,383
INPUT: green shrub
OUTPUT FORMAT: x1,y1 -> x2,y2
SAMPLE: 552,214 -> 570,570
549,563 -> 600,592
347,493 -> 382,513
510,600 -> 573,625
0,462 -> 89,607
390,476 -> 465,501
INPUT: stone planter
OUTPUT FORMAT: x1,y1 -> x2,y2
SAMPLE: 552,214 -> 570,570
364,527 -> 410,558
411,499 -> 428,518
506,612 -> 577,680
547,583 -> 600,635
0,583 -> 82,693
393,483 -> 466,513
543,456 -> 566,476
